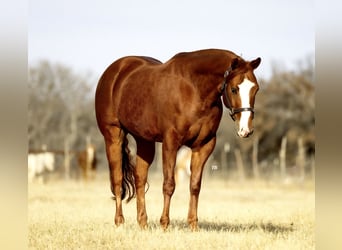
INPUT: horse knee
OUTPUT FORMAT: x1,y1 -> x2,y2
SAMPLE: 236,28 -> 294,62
163,179 -> 175,196
190,181 -> 201,196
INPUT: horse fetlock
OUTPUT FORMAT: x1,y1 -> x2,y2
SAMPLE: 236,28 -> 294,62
188,218 -> 199,231
137,213 -> 148,229
160,216 -> 170,230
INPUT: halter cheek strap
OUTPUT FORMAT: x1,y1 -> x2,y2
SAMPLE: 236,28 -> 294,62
220,68 -> 255,121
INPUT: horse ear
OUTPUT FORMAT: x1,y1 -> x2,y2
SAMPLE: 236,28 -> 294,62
250,57 -> 261,69
231,58 -> 240,70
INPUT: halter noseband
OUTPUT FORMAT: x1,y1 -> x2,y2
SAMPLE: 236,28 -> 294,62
220,68 -> 255,121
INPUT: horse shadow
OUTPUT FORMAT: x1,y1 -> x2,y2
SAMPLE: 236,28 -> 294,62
169,220 -> 294,234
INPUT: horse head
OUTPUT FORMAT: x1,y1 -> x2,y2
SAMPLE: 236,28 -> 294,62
221,57 -> 261,138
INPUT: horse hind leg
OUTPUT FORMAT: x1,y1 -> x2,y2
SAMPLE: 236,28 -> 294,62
104,126 -> 134,226
134,139 -> 155,229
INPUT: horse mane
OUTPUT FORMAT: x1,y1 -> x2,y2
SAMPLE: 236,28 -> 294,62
170,49 -> 238,61
140,56 -> 163,65
167,49 -> 243,77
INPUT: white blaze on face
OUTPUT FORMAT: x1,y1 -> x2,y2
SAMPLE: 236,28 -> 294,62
237,78 -> 255,137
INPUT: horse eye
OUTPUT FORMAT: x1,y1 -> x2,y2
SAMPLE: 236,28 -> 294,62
231,88 -> 238,94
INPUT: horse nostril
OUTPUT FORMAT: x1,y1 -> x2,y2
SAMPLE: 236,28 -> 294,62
237,128 -> 254,138
245,129 -> 254,138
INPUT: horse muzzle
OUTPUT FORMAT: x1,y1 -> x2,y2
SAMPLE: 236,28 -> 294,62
237,127 -> 254,138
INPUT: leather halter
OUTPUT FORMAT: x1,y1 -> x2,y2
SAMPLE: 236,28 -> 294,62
220,68 -> 255,121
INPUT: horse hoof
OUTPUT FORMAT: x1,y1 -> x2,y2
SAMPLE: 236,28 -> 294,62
161,224 -> 169,231
160,217 -> 169,231
188,220 -> 199,231
138,222 -> 148,230
115,216 -> 125,226
190,224 -> 199,231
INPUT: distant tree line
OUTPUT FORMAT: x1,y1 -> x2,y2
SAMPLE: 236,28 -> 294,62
28,61 -> 102,177
28,61 -> 101,151
28,56 -> 314,179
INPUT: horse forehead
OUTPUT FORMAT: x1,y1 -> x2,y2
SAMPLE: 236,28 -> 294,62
238,77 -> 256,92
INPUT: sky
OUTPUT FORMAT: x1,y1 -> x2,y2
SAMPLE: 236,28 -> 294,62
29,0 -> 314,81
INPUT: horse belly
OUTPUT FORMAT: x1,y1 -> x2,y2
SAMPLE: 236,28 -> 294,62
118,100 -> 162,141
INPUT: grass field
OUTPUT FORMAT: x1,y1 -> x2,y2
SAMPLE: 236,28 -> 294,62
28,172 -> 314,249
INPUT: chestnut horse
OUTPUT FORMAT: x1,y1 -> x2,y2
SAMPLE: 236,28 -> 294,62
77,143 -> 97,181
95,49 -> 261,230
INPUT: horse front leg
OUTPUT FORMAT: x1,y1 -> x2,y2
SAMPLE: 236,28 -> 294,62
160,134 -> 179,230
134,139 -> 155,229
188,137 -> 216,231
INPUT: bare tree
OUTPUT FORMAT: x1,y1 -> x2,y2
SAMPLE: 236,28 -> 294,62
28,61 -> 98,178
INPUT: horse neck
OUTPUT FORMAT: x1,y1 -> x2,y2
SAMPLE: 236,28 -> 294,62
170,49 -> 233,73
170,50 -> 236,105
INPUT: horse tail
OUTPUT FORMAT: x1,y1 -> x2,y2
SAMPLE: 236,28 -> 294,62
120,134 -> 136,202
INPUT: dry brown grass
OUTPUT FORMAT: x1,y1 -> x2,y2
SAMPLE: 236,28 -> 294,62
28,172 -> 314,249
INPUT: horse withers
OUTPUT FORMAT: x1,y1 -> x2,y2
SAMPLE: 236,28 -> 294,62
95,49 -> 261,230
